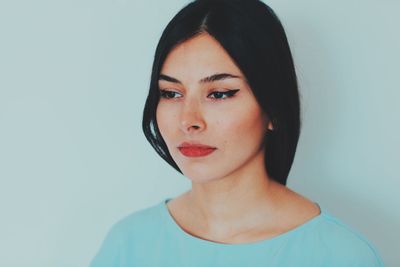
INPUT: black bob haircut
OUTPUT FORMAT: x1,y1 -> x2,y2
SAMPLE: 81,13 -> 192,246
142,0 -> 301,186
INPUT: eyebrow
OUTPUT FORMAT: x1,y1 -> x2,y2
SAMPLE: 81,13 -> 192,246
158,73 -> 242,84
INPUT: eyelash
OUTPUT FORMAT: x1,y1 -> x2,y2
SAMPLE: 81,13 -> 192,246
159,89 -> 240,101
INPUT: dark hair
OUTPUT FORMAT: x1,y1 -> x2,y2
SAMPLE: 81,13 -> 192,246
142,0 -> 301,186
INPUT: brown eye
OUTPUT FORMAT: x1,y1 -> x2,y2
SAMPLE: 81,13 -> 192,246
208,89 -> 240,100
159,89 -> 182,99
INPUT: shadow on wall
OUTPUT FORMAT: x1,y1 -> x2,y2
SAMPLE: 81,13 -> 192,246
284,14 -> 397,267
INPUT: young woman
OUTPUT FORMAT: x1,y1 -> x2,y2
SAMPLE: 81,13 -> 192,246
90,0 -> 385,266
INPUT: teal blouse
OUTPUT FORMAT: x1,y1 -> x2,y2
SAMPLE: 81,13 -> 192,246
90,198 -> 385,266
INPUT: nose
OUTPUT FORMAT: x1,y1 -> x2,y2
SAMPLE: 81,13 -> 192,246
179,100 -> 206,134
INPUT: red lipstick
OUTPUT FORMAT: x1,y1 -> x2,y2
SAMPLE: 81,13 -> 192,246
178,142 -> 217,157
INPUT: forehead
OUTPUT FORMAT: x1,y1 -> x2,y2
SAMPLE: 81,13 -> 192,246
160,33 -> 244,81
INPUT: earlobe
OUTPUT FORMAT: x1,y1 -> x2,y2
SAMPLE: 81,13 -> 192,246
262,113 -> 273,131
267,121 -> 274,131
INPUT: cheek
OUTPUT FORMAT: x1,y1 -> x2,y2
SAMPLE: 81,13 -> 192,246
218,104 -> 265,144
155,104 -> 172,137
156,103 -> 183,150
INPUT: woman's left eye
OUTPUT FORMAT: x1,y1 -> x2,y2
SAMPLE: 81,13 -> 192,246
208,89 -> 240,100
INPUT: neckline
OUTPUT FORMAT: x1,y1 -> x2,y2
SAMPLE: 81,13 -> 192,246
160,197 -> 325,248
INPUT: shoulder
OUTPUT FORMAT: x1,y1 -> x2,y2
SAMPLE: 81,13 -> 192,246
89,201 -> 164,267
309,209 -> 385,266
108,201 -> 164,239
277,186 -> 385,266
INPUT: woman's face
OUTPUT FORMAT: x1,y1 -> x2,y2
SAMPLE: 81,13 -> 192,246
156,33 -> 272,183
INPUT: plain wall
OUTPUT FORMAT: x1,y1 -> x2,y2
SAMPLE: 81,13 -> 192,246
0,0 -> 398,266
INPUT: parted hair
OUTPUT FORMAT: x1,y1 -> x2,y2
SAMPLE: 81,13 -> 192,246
142,0 -> 301,186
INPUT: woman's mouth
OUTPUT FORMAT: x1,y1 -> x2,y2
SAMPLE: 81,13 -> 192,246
178,147 -> 217,157
177,142 -> 217,157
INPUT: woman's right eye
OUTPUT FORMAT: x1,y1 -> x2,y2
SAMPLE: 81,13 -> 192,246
159,89 -> 181,99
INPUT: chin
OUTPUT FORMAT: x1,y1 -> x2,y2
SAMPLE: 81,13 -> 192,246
181,167 -> 227,184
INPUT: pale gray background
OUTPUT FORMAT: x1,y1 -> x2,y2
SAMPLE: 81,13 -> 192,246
0,0 -> 398,266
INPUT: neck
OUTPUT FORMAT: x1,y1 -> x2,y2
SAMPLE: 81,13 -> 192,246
186,151 -> 284,238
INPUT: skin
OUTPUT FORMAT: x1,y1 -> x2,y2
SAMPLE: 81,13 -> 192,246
156,33 -> 320,244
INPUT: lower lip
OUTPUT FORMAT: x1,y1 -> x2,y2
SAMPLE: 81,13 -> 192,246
178,147 -> 216,157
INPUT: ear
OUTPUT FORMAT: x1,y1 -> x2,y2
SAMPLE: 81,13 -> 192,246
267,121 -> 274,131
262,112 -> 274,131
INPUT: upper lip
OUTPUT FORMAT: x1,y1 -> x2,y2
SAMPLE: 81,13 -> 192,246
178,141 -> 216,149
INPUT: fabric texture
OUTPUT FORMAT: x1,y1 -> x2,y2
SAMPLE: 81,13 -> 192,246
90,198 -> 385,267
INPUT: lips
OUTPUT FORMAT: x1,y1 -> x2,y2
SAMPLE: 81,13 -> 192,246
178,142 -> 217,157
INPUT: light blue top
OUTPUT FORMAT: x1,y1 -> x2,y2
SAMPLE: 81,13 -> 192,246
90,198 -> 385,267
